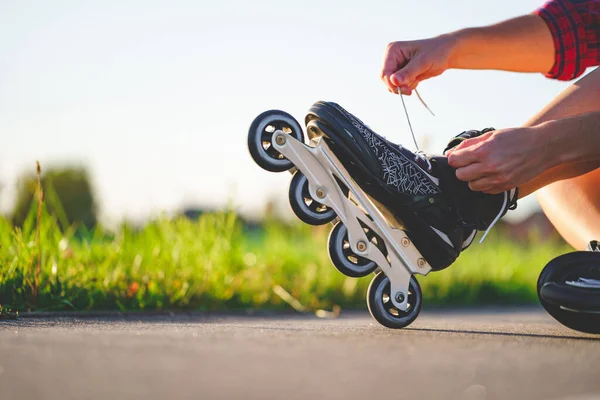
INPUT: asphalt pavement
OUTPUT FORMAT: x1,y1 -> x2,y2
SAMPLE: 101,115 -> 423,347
1,307 -> 600,400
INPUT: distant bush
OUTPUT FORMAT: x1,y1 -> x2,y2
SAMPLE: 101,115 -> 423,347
11,164 -> 97,230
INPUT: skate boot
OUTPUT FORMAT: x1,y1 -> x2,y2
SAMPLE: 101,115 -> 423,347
538,240 -> 600,333
305,101 -> 518,270
247,101 -> 517,329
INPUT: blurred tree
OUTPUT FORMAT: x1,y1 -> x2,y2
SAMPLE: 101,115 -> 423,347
11,166 -> 98,230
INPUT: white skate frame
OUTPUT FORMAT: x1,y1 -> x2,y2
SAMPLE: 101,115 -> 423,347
272,130 -> 432,311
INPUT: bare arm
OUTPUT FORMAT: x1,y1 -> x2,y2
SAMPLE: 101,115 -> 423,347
518,67 -> 600,195
382,14 -> 555,94
449,14 -> 555,74
447,67 -> 600,196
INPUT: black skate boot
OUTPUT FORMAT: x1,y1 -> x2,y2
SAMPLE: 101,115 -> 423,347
538,240 -> 600,333
305,101 -> 518,271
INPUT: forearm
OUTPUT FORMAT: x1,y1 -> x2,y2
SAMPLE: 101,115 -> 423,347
517,68 -> 600,197
446,14 -> 555,74
518,112 -> 600,197
541,112 -> 600,166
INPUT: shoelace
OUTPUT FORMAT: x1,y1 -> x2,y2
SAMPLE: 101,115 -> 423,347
398,89 -> 434,171
478,188 -> 518,244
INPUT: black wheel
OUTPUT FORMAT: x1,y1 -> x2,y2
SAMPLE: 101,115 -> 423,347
247,110 -> 304,172
367,271 -> 422,329
328,222 -> 379,277
537,252 -> 600,334
288,172 -> 337,225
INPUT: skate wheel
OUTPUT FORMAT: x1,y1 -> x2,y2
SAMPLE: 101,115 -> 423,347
247,110 -> 304,172
288,172 -> 337,226
328,223 -> 378,277
537,252 -> 600,334
367,271 -> 422,329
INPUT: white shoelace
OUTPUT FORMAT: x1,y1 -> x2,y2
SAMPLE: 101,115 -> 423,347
398,88 -> 434,151
414,150 -> 432,171
397,89 -> 434,172
479,191 -> 507,244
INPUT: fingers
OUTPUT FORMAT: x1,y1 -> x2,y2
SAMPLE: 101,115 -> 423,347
397,81 -> 417,95
448,148 -> 481,168
468,177 -> 508,194
468,177 -> 495,193
447,133 -> 493,168
453,133 -> 492,152
381,43 -> 406,92
390,60 -> 421,90
455,163 -> 485,182
381,42 -> 425,94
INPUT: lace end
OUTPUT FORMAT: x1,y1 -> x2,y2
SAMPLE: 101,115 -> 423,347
414,89 -> 435,117
478,191 -> 508,244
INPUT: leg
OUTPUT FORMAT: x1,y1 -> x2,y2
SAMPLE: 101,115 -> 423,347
537,169 -> 600,249
519,67 -> 600,249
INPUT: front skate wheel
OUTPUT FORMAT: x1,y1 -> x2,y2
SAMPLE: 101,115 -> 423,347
248,110 -> 304,172
537,252 -> 600,334
328,223 -> 379,277
367,271 -> 422,329
288,172 -> 337,226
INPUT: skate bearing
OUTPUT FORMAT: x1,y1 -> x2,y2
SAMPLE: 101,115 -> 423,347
316,188 -> 326,199
275,134 -> 286,145
395,292 -> 405,303
356,241 -> 367,252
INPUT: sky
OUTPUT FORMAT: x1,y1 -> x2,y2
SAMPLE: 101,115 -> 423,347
0,0 -> 583,224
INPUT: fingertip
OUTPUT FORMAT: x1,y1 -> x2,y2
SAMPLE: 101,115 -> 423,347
447,153 -> 457,167
382,75 -> 395,93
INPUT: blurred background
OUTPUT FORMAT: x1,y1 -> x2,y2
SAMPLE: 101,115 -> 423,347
0,0 -> 582,313
0,0 -> 577,225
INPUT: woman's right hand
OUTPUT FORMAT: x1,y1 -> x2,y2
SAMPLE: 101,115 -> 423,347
380,34 -> 458,95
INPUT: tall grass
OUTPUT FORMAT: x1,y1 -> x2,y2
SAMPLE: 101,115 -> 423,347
0,166 -> 573,313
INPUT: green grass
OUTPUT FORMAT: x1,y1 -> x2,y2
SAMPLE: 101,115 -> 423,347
0,166 -> 574,313
0,199 -> 573,313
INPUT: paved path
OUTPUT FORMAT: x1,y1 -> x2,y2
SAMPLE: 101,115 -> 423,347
1,308 -> 599,400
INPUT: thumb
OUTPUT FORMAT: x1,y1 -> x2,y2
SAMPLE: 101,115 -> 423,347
390,57 -> 423,87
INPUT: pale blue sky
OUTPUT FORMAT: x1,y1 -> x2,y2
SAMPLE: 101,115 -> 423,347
0,0 -> 580,223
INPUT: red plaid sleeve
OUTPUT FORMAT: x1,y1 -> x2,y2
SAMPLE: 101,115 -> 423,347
534,0 -> 600,80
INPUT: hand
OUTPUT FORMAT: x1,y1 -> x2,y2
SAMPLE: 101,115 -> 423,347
380,34 -> 457,95
446,126 -> 551,194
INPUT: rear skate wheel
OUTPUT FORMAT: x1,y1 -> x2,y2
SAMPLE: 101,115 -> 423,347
289,172 -> 337,225
248,110 -> 304,172
367,271 -> 422,329
537,252 -> 600,334
328,223 -> 379,277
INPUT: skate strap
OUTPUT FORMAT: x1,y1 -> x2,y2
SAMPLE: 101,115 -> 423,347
443,128 -> 495,155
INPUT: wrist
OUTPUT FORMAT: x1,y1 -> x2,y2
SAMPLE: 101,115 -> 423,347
442,30 -> 466,69
444,27 -> 483,69
532,120 -> 570,168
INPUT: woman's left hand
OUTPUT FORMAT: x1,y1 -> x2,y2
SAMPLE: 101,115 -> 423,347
446,125 -> 552,194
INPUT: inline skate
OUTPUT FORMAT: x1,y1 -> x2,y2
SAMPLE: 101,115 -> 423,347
538,240 -> 600,333
247,101 -> 517,329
